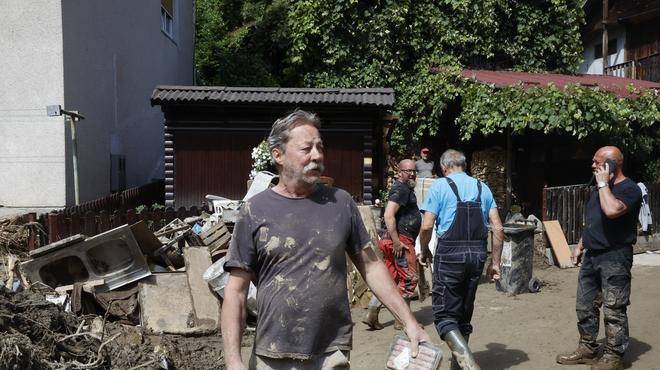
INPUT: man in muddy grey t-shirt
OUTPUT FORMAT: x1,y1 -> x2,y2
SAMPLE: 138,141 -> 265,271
221,110 -> 429,370
226,185 -> 367,358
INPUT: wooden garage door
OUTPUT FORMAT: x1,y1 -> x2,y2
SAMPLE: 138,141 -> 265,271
174,131 -> 364,207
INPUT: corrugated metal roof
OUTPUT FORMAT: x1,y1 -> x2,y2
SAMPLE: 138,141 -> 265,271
151,86 -> 395,107
461,69 -> 660,98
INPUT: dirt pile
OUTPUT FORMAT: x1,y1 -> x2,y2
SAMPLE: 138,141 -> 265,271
0,287 -> 227,369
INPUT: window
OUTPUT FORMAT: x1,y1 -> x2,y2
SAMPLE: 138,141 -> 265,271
594,38 -> 617,59
161,0 -> 174,38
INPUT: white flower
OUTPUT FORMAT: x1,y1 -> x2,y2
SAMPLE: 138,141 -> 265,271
249,140 -> 271,180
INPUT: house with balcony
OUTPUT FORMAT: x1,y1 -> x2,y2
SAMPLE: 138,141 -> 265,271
0,0 -> 194,211
579,0 -> 660,82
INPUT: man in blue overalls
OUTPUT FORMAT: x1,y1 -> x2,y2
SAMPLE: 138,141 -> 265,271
420,149 -> 504,370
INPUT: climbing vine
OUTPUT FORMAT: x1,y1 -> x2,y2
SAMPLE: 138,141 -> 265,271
195,0 -> 659,179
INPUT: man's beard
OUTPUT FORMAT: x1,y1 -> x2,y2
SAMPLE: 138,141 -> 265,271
406,179 -> 416,188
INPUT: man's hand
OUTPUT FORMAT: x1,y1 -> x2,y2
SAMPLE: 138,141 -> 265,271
486,261 -> 501,282
226,361 -> 247,370
420,247 -> 432,266
404,322 -> 431,358
594,162 -> 611,184
393,239 -> 405,258
571,245 -> 584,266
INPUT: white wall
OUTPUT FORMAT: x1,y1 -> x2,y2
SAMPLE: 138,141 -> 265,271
62,0 -> 194,202
579,26 -> 626,75
0,1 -> 67,208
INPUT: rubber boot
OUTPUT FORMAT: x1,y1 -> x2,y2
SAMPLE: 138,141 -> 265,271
362,306 -> 383,330
556,343 -> 598,365
445,330 -> 480,370
362,296 -> 384,330
450,334 -> 470,370
590,351 -> 623,370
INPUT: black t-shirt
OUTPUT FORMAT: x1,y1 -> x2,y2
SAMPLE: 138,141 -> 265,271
583,178 -> 642,250
388,180 -> 422,238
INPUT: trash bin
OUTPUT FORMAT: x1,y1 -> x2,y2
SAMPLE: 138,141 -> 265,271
496,223 -> 536,295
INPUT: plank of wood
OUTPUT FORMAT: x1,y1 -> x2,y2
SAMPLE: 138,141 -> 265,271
200,222 -> 227,240
543,220 -> 574,268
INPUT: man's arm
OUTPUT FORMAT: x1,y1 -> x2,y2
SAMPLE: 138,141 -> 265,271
487,208 -> 504,281
571,237 -> 585,266
350,246 -> 431,356
221,269 -> 254,370
383,200 -> 403,257
419,211 -> 437,264
597,186 -> 628,219
594,164 -> 628,218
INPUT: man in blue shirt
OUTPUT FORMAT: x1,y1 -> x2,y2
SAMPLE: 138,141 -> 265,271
420,149 -> 504,370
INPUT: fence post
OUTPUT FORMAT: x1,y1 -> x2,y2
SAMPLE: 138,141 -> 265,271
27,212 -> 37,251
82,210 -> 97,237
98,210 -> 111,233
69,212 -> 81,236
542,186 -> 548,221
125,209 -> 137,226
48,213 -> 61,243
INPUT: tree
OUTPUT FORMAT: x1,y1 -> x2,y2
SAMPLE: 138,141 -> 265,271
195,0 -> 658,180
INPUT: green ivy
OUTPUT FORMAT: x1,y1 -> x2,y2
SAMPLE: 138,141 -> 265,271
195,0 -> 658,179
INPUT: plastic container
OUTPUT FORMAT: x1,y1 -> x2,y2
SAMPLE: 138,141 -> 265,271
496,223 -> 536,295
204,257 -> 258,316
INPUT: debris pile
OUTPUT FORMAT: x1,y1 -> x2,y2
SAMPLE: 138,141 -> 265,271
0,198 -> 258,368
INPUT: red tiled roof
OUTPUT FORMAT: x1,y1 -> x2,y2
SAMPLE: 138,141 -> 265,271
461,69 -> 660,99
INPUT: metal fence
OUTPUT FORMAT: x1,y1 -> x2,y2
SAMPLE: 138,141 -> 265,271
542,182 -> 659,244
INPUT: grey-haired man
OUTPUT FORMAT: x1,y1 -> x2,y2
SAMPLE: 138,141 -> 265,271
221,110 -> 429,370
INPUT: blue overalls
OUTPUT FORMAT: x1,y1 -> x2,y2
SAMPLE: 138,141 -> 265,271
432,178 -> 488,340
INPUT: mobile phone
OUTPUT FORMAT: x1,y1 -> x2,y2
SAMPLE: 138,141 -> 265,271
605,159 -> 617,174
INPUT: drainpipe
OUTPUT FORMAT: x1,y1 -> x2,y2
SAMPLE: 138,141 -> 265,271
602,0 -> 609,74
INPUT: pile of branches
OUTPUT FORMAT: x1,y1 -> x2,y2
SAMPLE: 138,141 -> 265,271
0,287 -> 118,369
0,216 -> 44,257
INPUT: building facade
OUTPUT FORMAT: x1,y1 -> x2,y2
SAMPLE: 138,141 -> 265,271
0,0 -> 194,209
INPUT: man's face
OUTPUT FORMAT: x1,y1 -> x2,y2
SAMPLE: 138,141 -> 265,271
276,124 -> 324,184
591,150 -> 607,171
398,162 -> 417,188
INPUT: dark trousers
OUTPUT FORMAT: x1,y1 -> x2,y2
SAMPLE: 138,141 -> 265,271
432,245 -> 487,339
576,247 -> 632,355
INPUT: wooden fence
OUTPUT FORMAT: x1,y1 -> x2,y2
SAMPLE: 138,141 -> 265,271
28,206 -> 205,250
26,180 -> 209,249
542,182 -> 659,245
60,180 -> 165,216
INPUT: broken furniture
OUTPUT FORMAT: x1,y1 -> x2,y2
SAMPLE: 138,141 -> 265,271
21,224 -> 151,292
199,220 -> 232,258
152,218 -> 192,269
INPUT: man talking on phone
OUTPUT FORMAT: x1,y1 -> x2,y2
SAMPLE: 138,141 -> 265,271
556,146 -> 642,370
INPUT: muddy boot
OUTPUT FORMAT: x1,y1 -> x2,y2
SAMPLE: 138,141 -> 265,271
445,330 -> 480,370
449,334 -> 471,370
362,296 -> 384,330
556,343 -> 598,365
590,352 -> 623,370
362,306 -> 383,330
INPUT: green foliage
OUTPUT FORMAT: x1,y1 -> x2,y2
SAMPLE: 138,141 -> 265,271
456,80 -> 659,156
195,0 -> 657,171
135,204 -> 165,214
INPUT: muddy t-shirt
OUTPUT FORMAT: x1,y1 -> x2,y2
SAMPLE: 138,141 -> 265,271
388,181 -> 422,238
224,185 -> 371,359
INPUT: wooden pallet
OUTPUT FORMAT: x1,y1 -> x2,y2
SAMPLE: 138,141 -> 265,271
200,221 -> 232,253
